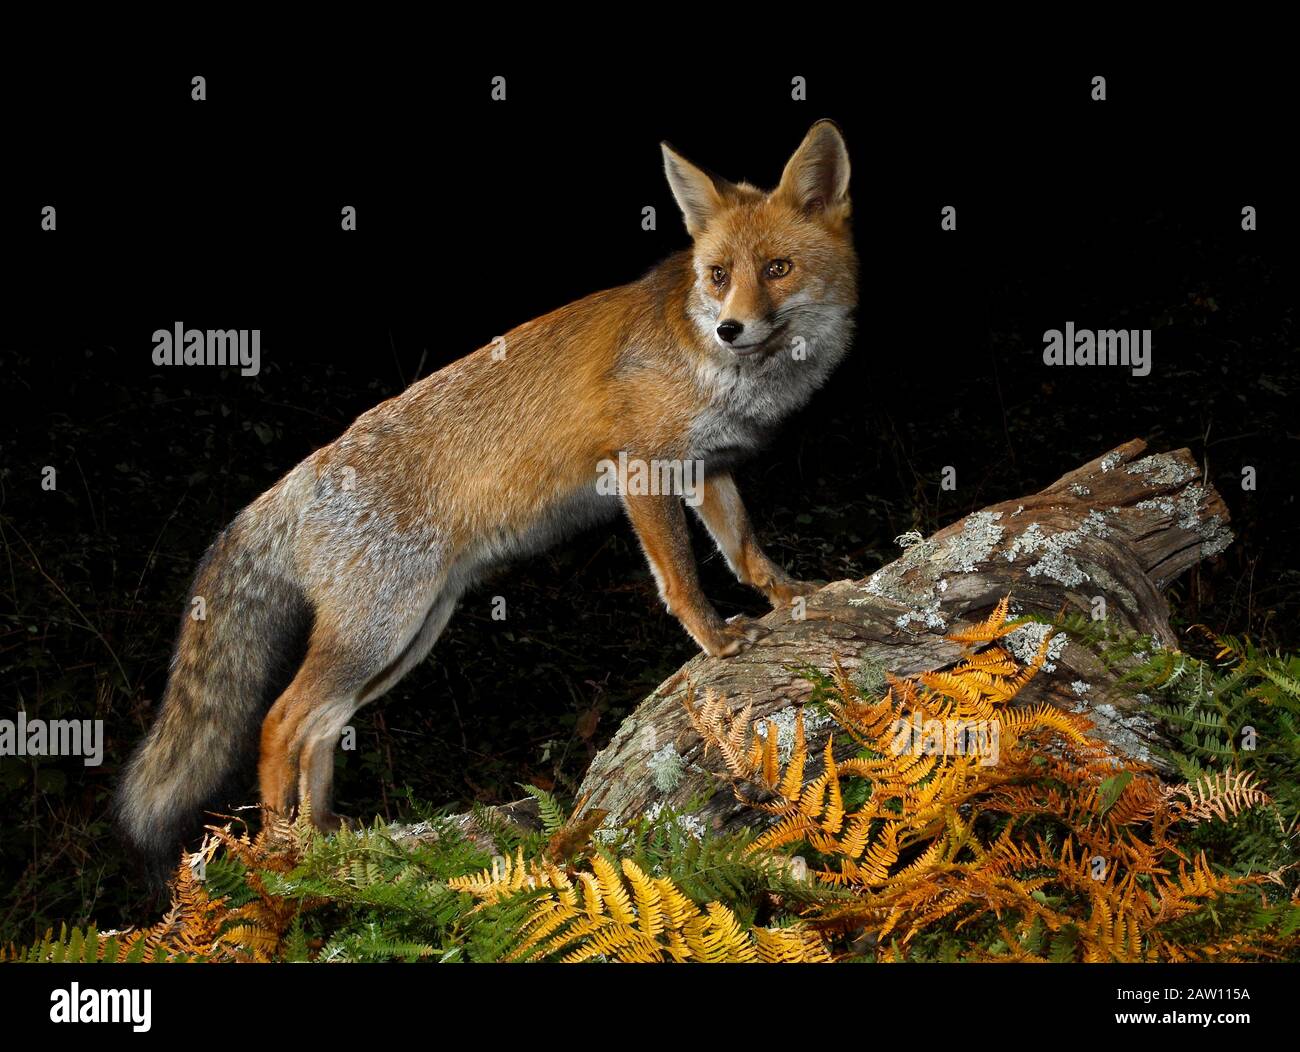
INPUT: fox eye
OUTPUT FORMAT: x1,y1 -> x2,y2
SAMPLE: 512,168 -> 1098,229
710,266 -> 728,286
765,259 -> 793,279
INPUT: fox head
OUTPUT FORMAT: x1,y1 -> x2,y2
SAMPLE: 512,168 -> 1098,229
662,120 -> 856,360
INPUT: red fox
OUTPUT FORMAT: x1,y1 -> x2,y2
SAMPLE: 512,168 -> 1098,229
116,120 -> 857,873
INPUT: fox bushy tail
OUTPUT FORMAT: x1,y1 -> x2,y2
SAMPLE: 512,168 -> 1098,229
115,498 -> 310,882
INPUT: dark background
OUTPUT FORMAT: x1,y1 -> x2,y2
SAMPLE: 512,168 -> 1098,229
1,55 -> 1296,941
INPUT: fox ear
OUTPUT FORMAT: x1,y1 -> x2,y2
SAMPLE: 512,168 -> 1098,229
662,143 -> 733,237
775,119 -> 851,218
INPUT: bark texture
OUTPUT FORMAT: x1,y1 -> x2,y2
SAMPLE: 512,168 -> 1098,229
569,439 -> 1232,835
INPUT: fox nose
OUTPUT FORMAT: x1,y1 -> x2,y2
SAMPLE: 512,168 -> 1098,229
716,320 -> 744,343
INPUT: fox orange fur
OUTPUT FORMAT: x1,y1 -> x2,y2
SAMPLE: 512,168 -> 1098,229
116,120 -> 858,873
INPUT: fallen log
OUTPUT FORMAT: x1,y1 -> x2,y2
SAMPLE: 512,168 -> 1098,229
571,438 -> 1233,835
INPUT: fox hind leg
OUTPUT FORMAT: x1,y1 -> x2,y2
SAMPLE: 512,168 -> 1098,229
358,595 -> 458,705
259,585 -> 454,829
294,693 -> 363,833
258,637 -> 368,821
293,595 -> 459,828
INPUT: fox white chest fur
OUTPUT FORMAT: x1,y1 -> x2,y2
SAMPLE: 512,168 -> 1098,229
686,300 -> 855,463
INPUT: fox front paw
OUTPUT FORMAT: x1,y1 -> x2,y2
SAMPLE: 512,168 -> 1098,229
699,614 -> 771,658
763,576 -> 825,607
